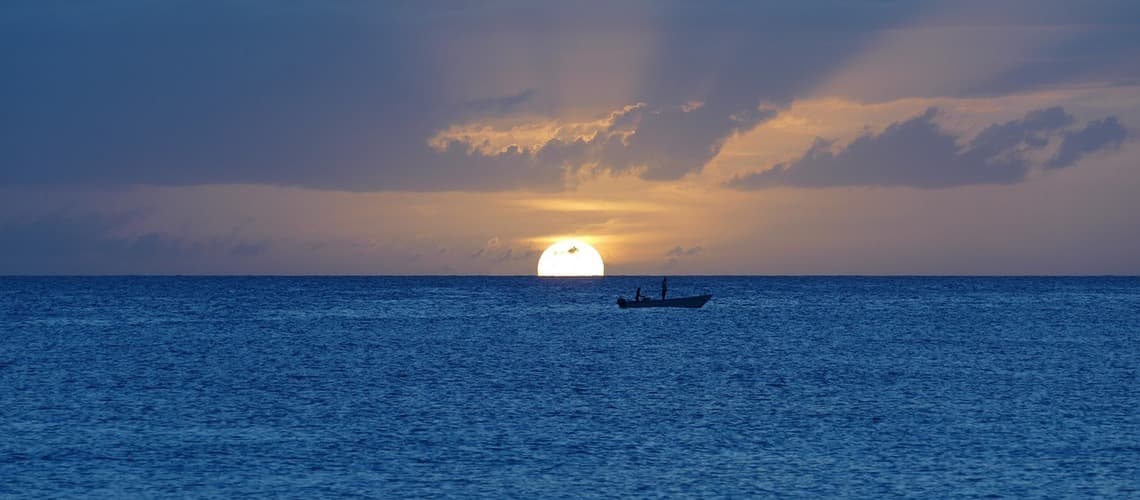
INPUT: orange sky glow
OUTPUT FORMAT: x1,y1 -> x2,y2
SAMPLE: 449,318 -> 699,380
2,2 -> 1138,274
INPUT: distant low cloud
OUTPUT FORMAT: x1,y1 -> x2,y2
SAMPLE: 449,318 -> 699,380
0,211 -> 271,274
665,245 -> 703,257
465,236 -> 537,267
726,107 -> 1128,190
492,249 -> 513,263
229,240 -> 271,258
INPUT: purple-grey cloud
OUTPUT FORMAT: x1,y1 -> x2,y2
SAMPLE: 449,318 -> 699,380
726,107 -> 1128,190
1047,117 -> 1128,169
1,1 -> 1138,191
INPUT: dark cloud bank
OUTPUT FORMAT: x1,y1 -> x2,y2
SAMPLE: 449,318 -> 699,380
2,1 -> 1138,191
727,107 -> 1128,189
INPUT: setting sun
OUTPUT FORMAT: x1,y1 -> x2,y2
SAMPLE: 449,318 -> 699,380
536,239 -> 604,276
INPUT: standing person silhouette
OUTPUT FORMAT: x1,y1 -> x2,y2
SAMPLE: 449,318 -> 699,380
635,286 -> 642,301
661,277 -> 668,300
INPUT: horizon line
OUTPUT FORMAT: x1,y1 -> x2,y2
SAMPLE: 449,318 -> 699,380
2,274 -> 1137,278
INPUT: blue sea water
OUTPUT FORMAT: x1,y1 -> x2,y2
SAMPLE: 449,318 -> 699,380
1,276 -> 1138,497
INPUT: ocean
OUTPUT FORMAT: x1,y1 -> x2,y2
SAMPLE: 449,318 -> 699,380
1,276 -> 1138,497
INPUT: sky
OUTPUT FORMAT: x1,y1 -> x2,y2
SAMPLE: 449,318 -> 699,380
2,0 -> 1139,275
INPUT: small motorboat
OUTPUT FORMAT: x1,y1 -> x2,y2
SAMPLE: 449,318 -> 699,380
616,294 -> 712,309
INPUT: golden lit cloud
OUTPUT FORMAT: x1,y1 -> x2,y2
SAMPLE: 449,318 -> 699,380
427,103 -> 645,155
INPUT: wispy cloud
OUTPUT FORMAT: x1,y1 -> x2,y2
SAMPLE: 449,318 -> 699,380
665,246 -> 703,257
464,89 -> 537,115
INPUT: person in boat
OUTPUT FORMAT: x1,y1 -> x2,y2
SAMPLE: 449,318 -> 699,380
661,277 -> 668,300
635,286 -> 642,301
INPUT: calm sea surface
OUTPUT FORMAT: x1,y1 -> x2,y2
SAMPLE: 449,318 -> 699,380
1,277 -> 1138,497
